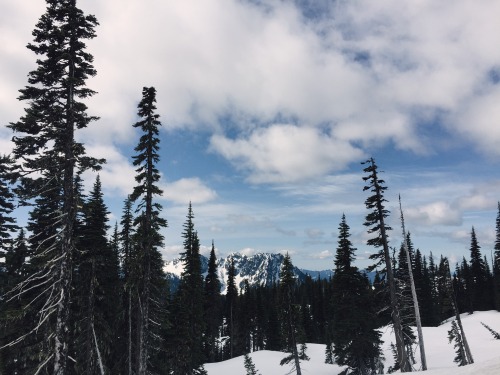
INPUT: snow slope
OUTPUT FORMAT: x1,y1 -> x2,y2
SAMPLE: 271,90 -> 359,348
205,310 -> 500,375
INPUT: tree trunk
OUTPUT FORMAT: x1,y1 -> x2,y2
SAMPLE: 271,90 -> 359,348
400,197 -> 427,370
445,262 -> 474,364
54,34 -> 77,374
374,181 -> 410,372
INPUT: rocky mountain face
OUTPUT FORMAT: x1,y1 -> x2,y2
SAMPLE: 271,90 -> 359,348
164,252 -> 331,294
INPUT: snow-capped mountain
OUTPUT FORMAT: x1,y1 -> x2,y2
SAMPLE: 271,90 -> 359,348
164,252 -> 308,294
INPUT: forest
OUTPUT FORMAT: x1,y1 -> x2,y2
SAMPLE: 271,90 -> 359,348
0,1 -> 500,375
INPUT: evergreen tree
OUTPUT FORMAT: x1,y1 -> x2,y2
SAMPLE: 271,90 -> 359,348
398,200 -> 427,370
480,322 -> 500,340
119,196 -> 136,375
73,176 -> 121,374
362,158 -> 410,372
426,253 -> 441,325
171,204 -> 206,374
225,256 -> 239,359
266,300 -> 282,351
254,287 -> 268,351
243,353 -> 261,375
6,0 -> 102,372
240,279 -> 257,354
331,214 -> 382,375
442,258 -> 474,365
468,227 -> 493,311
372,270 -> 391,327
324,342 -> 334,364
448,321 -> 469,366
0,156 -> 17,263
0,228 -> 28,373
279,253 -> 307,375
129,86 -> 168,374
436,256 -> 454,321
495,202 -> 500,311
204,241 -> 223,362
395,243 -> 417,366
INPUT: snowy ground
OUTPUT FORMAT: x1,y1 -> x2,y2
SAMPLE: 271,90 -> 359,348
205,310 -> 500,374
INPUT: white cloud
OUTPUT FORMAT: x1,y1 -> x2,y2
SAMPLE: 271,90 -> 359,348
82,144 -> 136,196
161,177 -> 217,205
239,247 -> 258,257
453,86 -> 500,156
405,201 -> 462,226
310,250 -> 333,260
162,245 -> 184,261
210,124 -> 364,183
3,0 -> 500,184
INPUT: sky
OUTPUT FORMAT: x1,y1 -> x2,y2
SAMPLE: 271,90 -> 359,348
1,0 -> 500,271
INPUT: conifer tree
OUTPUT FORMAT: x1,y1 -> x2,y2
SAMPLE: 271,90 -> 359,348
468,227 -> 492,311
442,258 -> 474,364
495,202 -> 500,311
171,203 -> 206,374
119,196 -> 135,375
324,342 -> 334,364
129,86 -> 168,374
3,177 -> 62,372
225,256 -> 239,359
266,301 -> 282,351
240,279 -> 257,354
362,158 -> 410,372
4,229 -> 28,285
330,214 -> 382,374
480,322 -> 500,340
244,353 -> 261,375
204,241 -> 223,362
6,0 -> 102,371
0,228 -> 29,373
279,253 -> 307,375
0,156 -> 17,262
448,321 -> 468,366
73,175 -> 121,374
399,200 -> 427,370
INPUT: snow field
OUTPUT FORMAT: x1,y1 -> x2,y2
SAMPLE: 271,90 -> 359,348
205,311 -> 500,375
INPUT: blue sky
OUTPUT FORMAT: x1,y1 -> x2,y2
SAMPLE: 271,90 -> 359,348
1,0 -> 500,270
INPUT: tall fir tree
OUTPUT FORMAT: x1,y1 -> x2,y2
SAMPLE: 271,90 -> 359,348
204,241 -> 223,362
6,1 -> 102,372
0,156 -> 17,266
278,253 -> 307,375
395,243 -> 417,366
129,86 -> 168,374
495,202 -> 500,311
225,256 -> 239,359
468,227 -> 493,311
171,203 -> 206,374
330,214 -> 382,375
119,196 -> 136,374
362,158 -> 410,372
73,175 -> 121,374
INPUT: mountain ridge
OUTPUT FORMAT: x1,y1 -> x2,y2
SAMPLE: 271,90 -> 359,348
164,252 -> 337,293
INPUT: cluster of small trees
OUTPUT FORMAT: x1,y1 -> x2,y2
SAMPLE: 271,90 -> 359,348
1,1 -> 500,374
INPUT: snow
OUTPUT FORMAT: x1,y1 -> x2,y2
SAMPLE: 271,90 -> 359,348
205,310 -> 500,375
